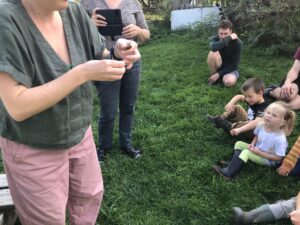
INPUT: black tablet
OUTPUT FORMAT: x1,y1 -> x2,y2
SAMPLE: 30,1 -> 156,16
96,9 -> 123,37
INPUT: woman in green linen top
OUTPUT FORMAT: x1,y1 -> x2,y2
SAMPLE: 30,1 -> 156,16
0,0 -> 141,224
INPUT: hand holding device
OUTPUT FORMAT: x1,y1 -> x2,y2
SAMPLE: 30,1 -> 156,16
96,9 -> 123,37
91,9 -> 107,27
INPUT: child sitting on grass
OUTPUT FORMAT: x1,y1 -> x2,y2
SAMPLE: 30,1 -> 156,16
233,192 -> 300,224
213,101 -> 296,180
207,78 -> 269,139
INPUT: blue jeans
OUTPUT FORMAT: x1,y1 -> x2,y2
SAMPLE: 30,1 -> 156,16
95,60 -> 141,149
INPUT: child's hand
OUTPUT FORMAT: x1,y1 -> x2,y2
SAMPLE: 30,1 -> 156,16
249,145 -> 259,153
225,102 -> 234,112
248,144 -> 254,149
290,210 -> 300,225
230,128 -> 240,136
277,166 -> 290,176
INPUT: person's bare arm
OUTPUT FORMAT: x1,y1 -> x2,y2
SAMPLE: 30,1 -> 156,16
286,60 -> 300,83
225,95 -> 245,112
249,146 -> 283,161
230,117 -> 262,136
0,60 -> 125,121
0,39 -> 140,122
122,24 -> 150,42
136,27 -> 150,42
282,60 -> 300,98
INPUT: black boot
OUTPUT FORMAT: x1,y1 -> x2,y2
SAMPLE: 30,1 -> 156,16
97,148 -> 110,162
121,146 -> 141,159
213,154 -> 245,180
207,114 -> 219,128
218,149 -> 241,166
207,114 -> 232,132
214,116 -> 232,132
97,148 -> 105,162
233,205 -> 276,224
207,115 -> 232,132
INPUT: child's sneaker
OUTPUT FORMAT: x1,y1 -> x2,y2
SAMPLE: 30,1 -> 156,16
207,115 -> 232,132
214,116 -> 232,132
207,114 -> 218,126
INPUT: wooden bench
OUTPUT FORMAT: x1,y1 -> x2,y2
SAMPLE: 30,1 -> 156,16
0,174 -> 17,225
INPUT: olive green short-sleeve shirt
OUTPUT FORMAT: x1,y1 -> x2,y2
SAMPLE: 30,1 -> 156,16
0,0 -> 105,149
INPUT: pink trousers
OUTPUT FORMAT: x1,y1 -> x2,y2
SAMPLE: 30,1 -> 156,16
0,127 -> 104,225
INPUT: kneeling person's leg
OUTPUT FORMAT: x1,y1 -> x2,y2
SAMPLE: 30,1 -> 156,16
286,94 -> 300,110
222,71 -> 239,87
207,51 -> 222,74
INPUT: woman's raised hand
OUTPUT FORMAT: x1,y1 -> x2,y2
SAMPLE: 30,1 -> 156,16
114,39 -> 141,69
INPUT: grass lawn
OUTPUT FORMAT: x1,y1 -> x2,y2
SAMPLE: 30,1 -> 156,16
0,25 -> 298,225
94,27 -> 300,225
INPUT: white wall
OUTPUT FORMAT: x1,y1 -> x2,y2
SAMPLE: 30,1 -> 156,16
171,7 -> 219,30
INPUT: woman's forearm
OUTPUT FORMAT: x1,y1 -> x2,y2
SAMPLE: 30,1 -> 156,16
0,58 -> 127,121
0,66 -> 87,121
137,28 -> 150,42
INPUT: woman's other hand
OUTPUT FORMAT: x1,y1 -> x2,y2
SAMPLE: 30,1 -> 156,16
122,24 -> 141,39
114,39 -> 141,69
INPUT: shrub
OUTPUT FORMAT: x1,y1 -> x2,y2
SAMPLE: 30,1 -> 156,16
222,0 -> 300,55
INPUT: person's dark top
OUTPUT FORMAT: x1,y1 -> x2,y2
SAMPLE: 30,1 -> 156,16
210,35 -> 243,78
247,99 -> 269,121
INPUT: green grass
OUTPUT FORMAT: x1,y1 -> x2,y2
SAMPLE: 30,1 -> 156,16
94,29 -> 300,225
1,26 -> 298,224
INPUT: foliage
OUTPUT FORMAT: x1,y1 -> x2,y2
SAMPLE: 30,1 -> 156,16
156,0 -> 172,29
222,0 -> 300,55
144,4 -> 219,43
143,0 -> 173,42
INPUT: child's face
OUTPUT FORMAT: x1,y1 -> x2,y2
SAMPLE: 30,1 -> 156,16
263,108 -> 284,129
243,88 -> 263,105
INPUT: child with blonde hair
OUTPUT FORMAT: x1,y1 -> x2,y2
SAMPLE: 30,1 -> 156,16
213,101 -> 296,180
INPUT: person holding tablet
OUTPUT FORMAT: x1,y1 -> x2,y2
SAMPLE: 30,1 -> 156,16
81,0 -> 150,161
